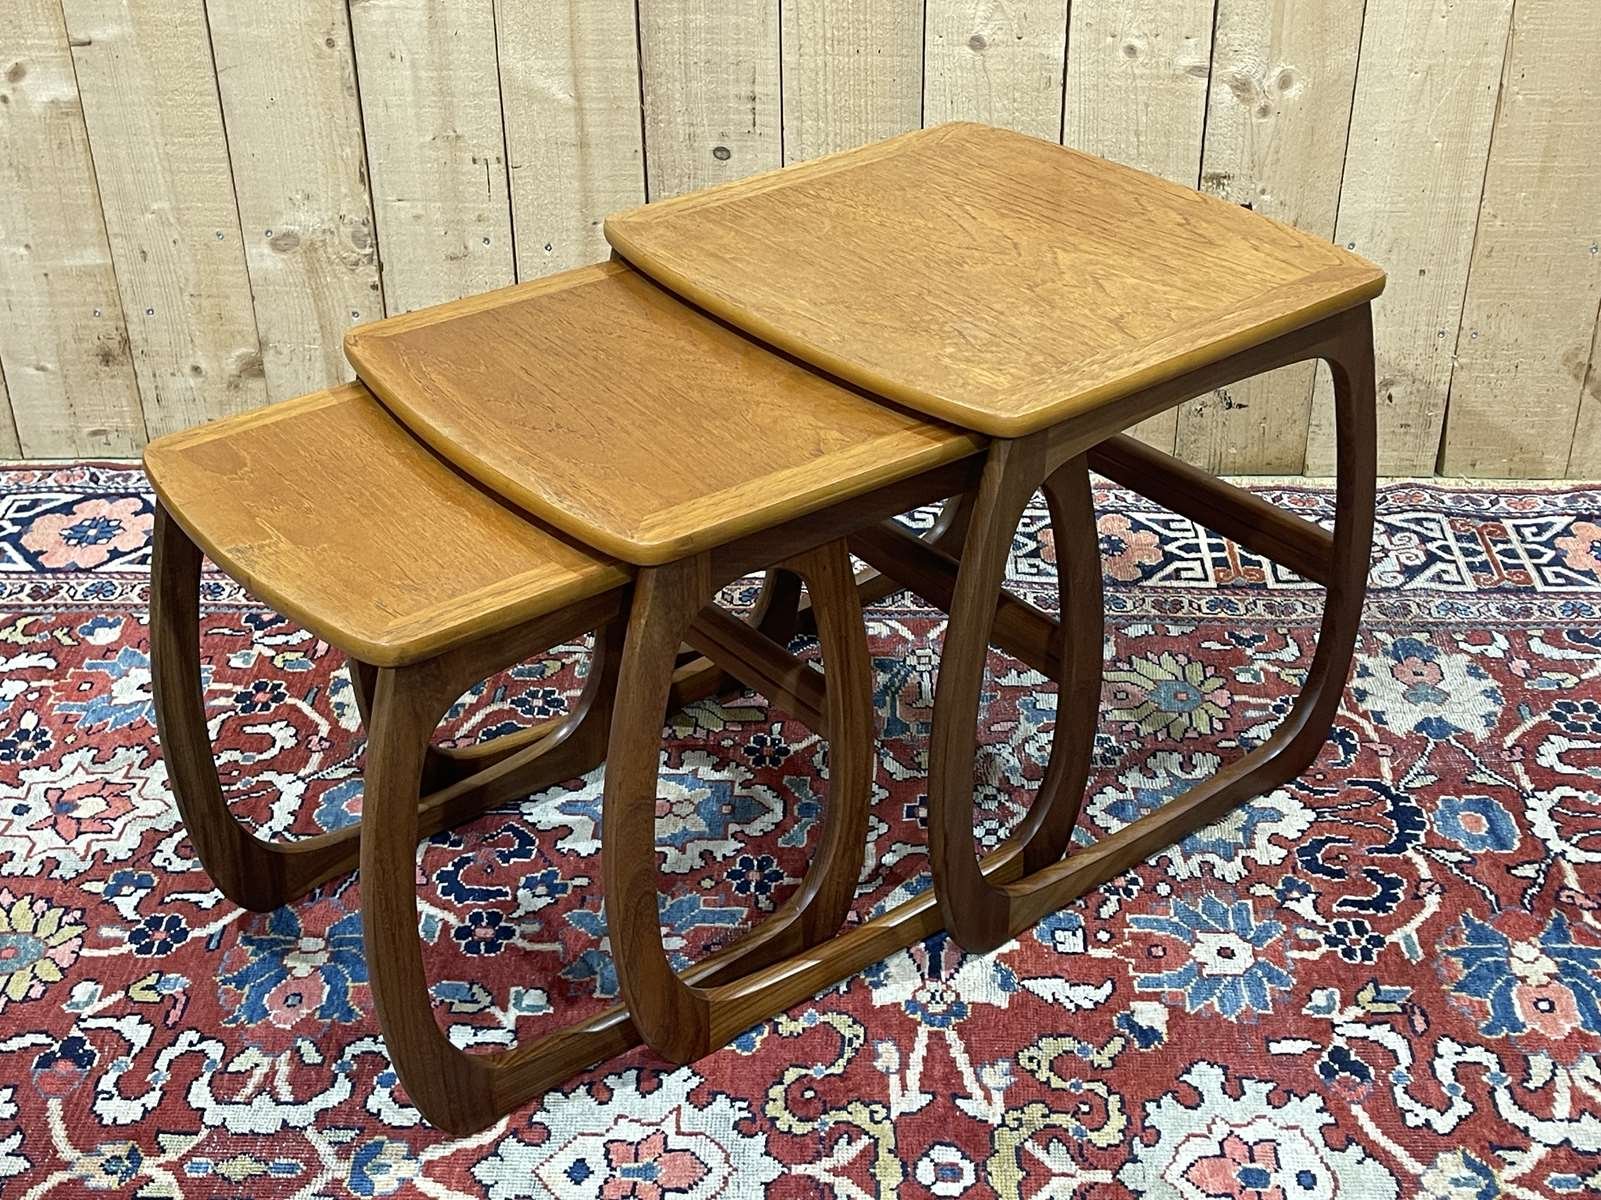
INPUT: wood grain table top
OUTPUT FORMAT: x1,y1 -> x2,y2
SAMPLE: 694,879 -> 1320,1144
143,384 -> 628,666
345,261 -> 985,565
605,122 -> 1386,438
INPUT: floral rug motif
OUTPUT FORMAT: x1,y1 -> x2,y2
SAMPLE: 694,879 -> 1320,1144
1,463 -> 1600,1198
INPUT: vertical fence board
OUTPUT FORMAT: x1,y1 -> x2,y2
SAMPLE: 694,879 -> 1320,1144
923,0 -> 1069,140
348,0 -> 514,314
1173,0 -> 1363,474
496,1 -> 644,277
781,0 -> 925,163
60,0 -> 265,439
1065,0 -> 1216,451
1305,0 -> 1513,476
638,2 -> 781,199
1438,0 -> 1601,478
0,0 -> 142,455
1064,0 -> 1214,181
209,0 -> 380,403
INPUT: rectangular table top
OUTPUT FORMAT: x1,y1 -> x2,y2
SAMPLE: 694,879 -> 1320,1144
144,385 -> 628,666
345,262 -> 984,565
605,123 -> 1386,438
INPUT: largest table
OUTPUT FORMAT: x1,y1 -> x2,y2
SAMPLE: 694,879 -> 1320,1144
603,121 -> 1383,952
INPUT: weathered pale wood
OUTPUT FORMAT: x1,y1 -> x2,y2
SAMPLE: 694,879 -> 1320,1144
923,0 -> 1069,140
208,0 -> 381,402
1064,0 -> 1216,452
607,123 -> 1384,439
780,0 -> 925,163
1064,0 -> 1215,179
345,260 -> 985,563
1440,0 -> 1601,478
1304,0 -> 1514,475
60,0 -> 265,438
0,0 -> 140,456
494,0 -> 645,276
347,0 -> 514,312
637,0 -> 781,199
142,383 -> 628,666
1174,0 -> 1364,473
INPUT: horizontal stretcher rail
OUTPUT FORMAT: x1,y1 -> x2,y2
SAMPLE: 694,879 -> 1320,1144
1087,434 -> 1334,585
479,805 -> 1036,1098
849,520 -> 1061,677
685,604 -> 830,734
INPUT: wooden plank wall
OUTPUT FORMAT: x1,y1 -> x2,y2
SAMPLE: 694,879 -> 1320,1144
61,0 -> 268,439
2,0 -> 1598,477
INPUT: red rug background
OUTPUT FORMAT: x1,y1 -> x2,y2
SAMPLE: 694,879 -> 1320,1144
0,463 -> 1598,1197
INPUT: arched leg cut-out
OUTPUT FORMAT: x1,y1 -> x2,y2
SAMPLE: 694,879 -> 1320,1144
354,545 -> 878,1130
927,304 -> 1378,953
603,538 -> 875,1063
921,445 -> 1106,951
149,506 -> 625,913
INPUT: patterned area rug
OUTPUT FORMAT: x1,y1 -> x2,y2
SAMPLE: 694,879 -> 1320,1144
1,463 -> 1599,1199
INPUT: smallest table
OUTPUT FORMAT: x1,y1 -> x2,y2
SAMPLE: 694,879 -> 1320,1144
607,121 -> 1386,952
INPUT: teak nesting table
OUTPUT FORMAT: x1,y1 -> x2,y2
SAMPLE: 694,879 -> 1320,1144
145,123 -> 1384,1133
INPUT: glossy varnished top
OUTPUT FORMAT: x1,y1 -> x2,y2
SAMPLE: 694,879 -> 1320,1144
605,122 -> 1386,438
344,261 -> 984,565
143,384 -> 628,666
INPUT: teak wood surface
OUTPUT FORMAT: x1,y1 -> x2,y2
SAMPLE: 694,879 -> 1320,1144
606,122 -> 1385,437
344,260 -> 985,564
141,383 -> 628,666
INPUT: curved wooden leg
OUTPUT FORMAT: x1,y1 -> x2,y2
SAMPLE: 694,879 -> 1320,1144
798,492 -> 973,633
924,437 -> 1083,951
749,567 -> 806,644
151,506 -> 368,911
928,305 -> 1378,953
351,617 -> 625,798
929,491 -> 975,551
150,503 -> 624,912
605,539 -> 874,1063
1022,458 -> 1105,873
360,544 -> 872,1129
356,663 -> 499,1129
